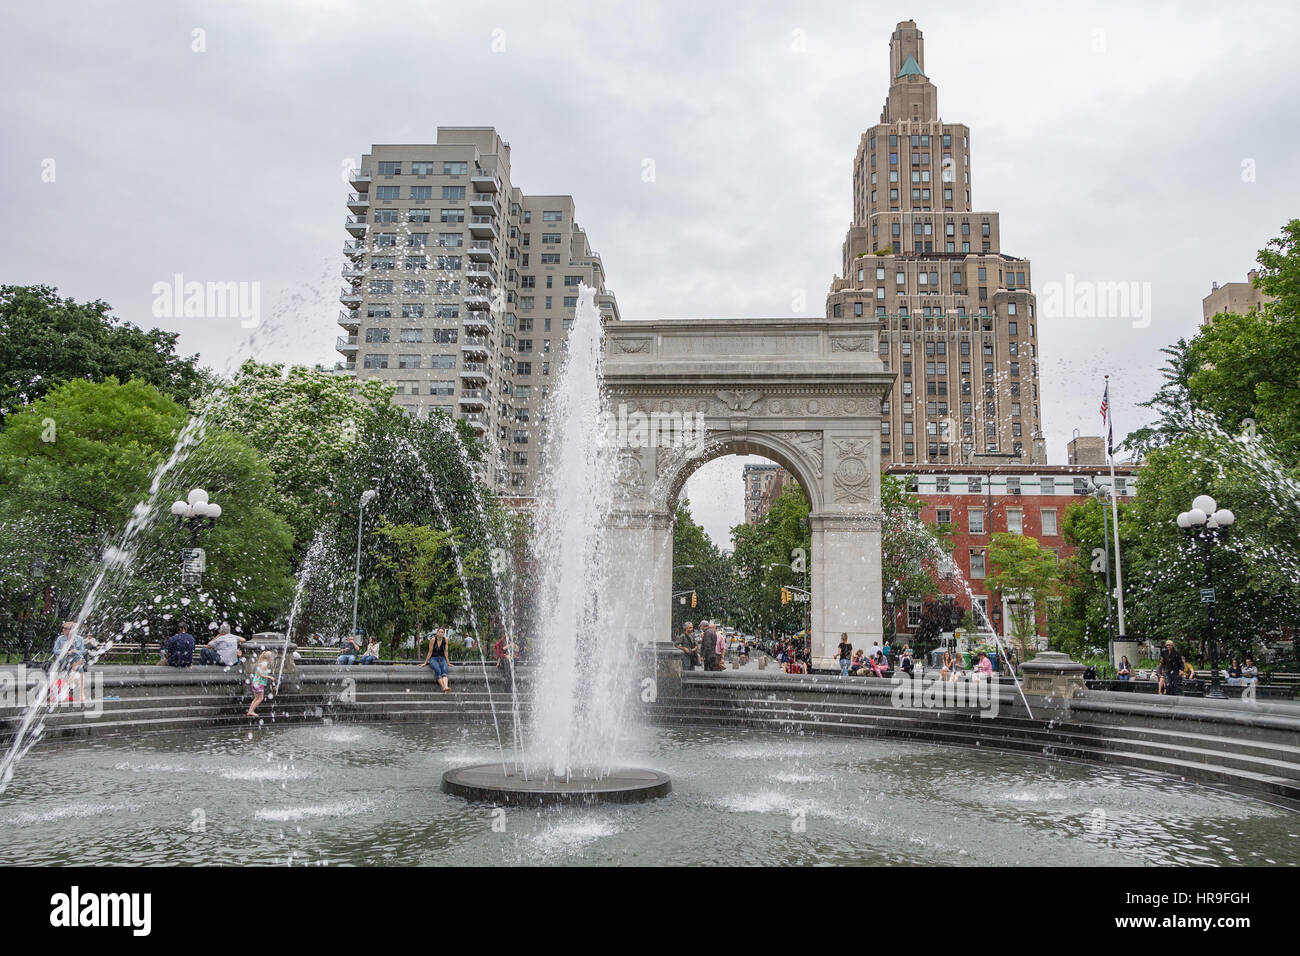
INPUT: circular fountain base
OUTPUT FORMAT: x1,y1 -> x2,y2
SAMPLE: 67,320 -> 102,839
441,764 -> 672,807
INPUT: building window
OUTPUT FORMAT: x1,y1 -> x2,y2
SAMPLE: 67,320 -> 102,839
1007,508 -> 1023,534
443,162 -> 468,175
969,549 -> 986,579
907,600 -> 923,629
1041,508 -> 1058,536
362,353 -> 388,369
936,508 -> 952,525
968,507 -> 984,534
397,354 -> 421,369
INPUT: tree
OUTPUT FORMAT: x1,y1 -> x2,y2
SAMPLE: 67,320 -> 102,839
0,378 -> 295,645
729,484 -> 810,635
205,360 -> 408,559
879,472 -> 952,617
369,519 -> 483,655
671,500 -> 735,629
0,285 -> 205,422
987,531 -> 1062,661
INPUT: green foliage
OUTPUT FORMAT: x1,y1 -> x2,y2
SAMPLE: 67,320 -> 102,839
879,472 -> 951,611
369,519 -> 483,655
0,285 -> 205,422
987,531 -> 1061,660
0,378 -> 295,642
728,484 -> 810,634
671,500 -> 736,628
205,360 -> 404,559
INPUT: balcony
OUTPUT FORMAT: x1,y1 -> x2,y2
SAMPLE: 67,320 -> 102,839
464,294 -> 492,310
461,336 -> 490,354
469,192 -> 499,213
471,169 -> 499,192
466,240 -> 496,261
345,215 -> 368,236
463,312 -> 492,331
346,193 -> 370,212
336,335 -> 359,354
338,309 -> 360,330
465,262 -> 492,278
463,412 -> 488,429
342,265 -> 366,279
332,361 -> 356,374
349,168 -> 372,190
460,361 -> 489,380
340,287 -> 362,306
468,215 -> 497,238
342,239 -> 366,257
458,389 -> 487,406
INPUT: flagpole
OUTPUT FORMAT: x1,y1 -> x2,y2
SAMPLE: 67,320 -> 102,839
1105,375 -> 1127,646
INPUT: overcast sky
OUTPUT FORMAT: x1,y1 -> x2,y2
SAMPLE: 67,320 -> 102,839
3,0 -> 1298,545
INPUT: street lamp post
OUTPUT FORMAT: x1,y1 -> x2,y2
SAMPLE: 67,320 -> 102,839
352,489 -> 378,639
1176,495 -> 1235,700
25,555 -> 46,663
170,489 -> 221,631
1087,480 -> 1117,665
884,585 -> 897,643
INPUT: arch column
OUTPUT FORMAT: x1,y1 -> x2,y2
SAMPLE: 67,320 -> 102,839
809,512 -> 882,668
604,508 -> 675,648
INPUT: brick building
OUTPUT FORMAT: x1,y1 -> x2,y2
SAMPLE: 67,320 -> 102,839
885,461 -> 1138,639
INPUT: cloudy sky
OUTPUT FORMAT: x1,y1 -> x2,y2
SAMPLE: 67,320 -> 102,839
4,0 -> 1298,544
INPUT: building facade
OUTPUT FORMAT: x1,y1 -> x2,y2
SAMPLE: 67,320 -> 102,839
1202,269 -> 1273,324
742,462 -> 792,524
885,462 -> 1138,639
337,127 -> 619,494
826,20 -> 1045,467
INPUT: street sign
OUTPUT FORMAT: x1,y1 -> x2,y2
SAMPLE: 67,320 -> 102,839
181,548 -> 206,573
1200,588 -> 1216,605
181,572 -> 202,588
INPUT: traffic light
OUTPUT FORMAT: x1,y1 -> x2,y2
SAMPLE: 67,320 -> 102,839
781,587 -> 791,605
690,590 -> 697,608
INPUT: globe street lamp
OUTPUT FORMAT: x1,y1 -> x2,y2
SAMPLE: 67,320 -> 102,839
351,489 -> 378,638
171,488 -> 221,634
1175,495 -> 1235,700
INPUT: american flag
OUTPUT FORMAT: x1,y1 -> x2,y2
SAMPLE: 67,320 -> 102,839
1100,383 -> 1113,456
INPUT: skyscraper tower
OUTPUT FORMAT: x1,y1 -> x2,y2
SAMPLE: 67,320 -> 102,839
827,20 -> 1046,465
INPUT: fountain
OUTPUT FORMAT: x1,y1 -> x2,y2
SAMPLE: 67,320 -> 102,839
441,286 -> 672,805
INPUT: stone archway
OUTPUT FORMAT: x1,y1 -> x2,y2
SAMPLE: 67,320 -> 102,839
600,318 -> 894,668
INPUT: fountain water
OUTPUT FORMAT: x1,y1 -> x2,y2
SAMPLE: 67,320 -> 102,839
441,286 -> 671,804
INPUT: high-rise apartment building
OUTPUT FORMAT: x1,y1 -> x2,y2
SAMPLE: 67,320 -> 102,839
337,127 -> 619,493
826,21 -> 1045,466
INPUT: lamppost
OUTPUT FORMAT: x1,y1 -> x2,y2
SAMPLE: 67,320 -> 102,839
25,555 -> 46,662
352,489 -> 378,638
1176,495 -> 1235,700
884,584 -> 897,643
1086,479 -> 1117,664
171,489 -> 221,635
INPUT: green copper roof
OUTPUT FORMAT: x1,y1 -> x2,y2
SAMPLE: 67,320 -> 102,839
896,55 -> 924,78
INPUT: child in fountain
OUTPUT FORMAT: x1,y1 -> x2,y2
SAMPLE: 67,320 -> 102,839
247,651 -> 275,717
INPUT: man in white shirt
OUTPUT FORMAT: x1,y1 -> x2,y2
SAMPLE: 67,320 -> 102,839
200,623 -> 245,667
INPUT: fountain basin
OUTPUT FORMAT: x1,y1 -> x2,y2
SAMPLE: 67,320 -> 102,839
441,763 -> 671,806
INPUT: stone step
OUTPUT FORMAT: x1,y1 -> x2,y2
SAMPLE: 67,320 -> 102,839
649,704 -> 1300,804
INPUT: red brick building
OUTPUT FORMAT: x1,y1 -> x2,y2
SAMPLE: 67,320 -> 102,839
884,462 -> 1139,639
